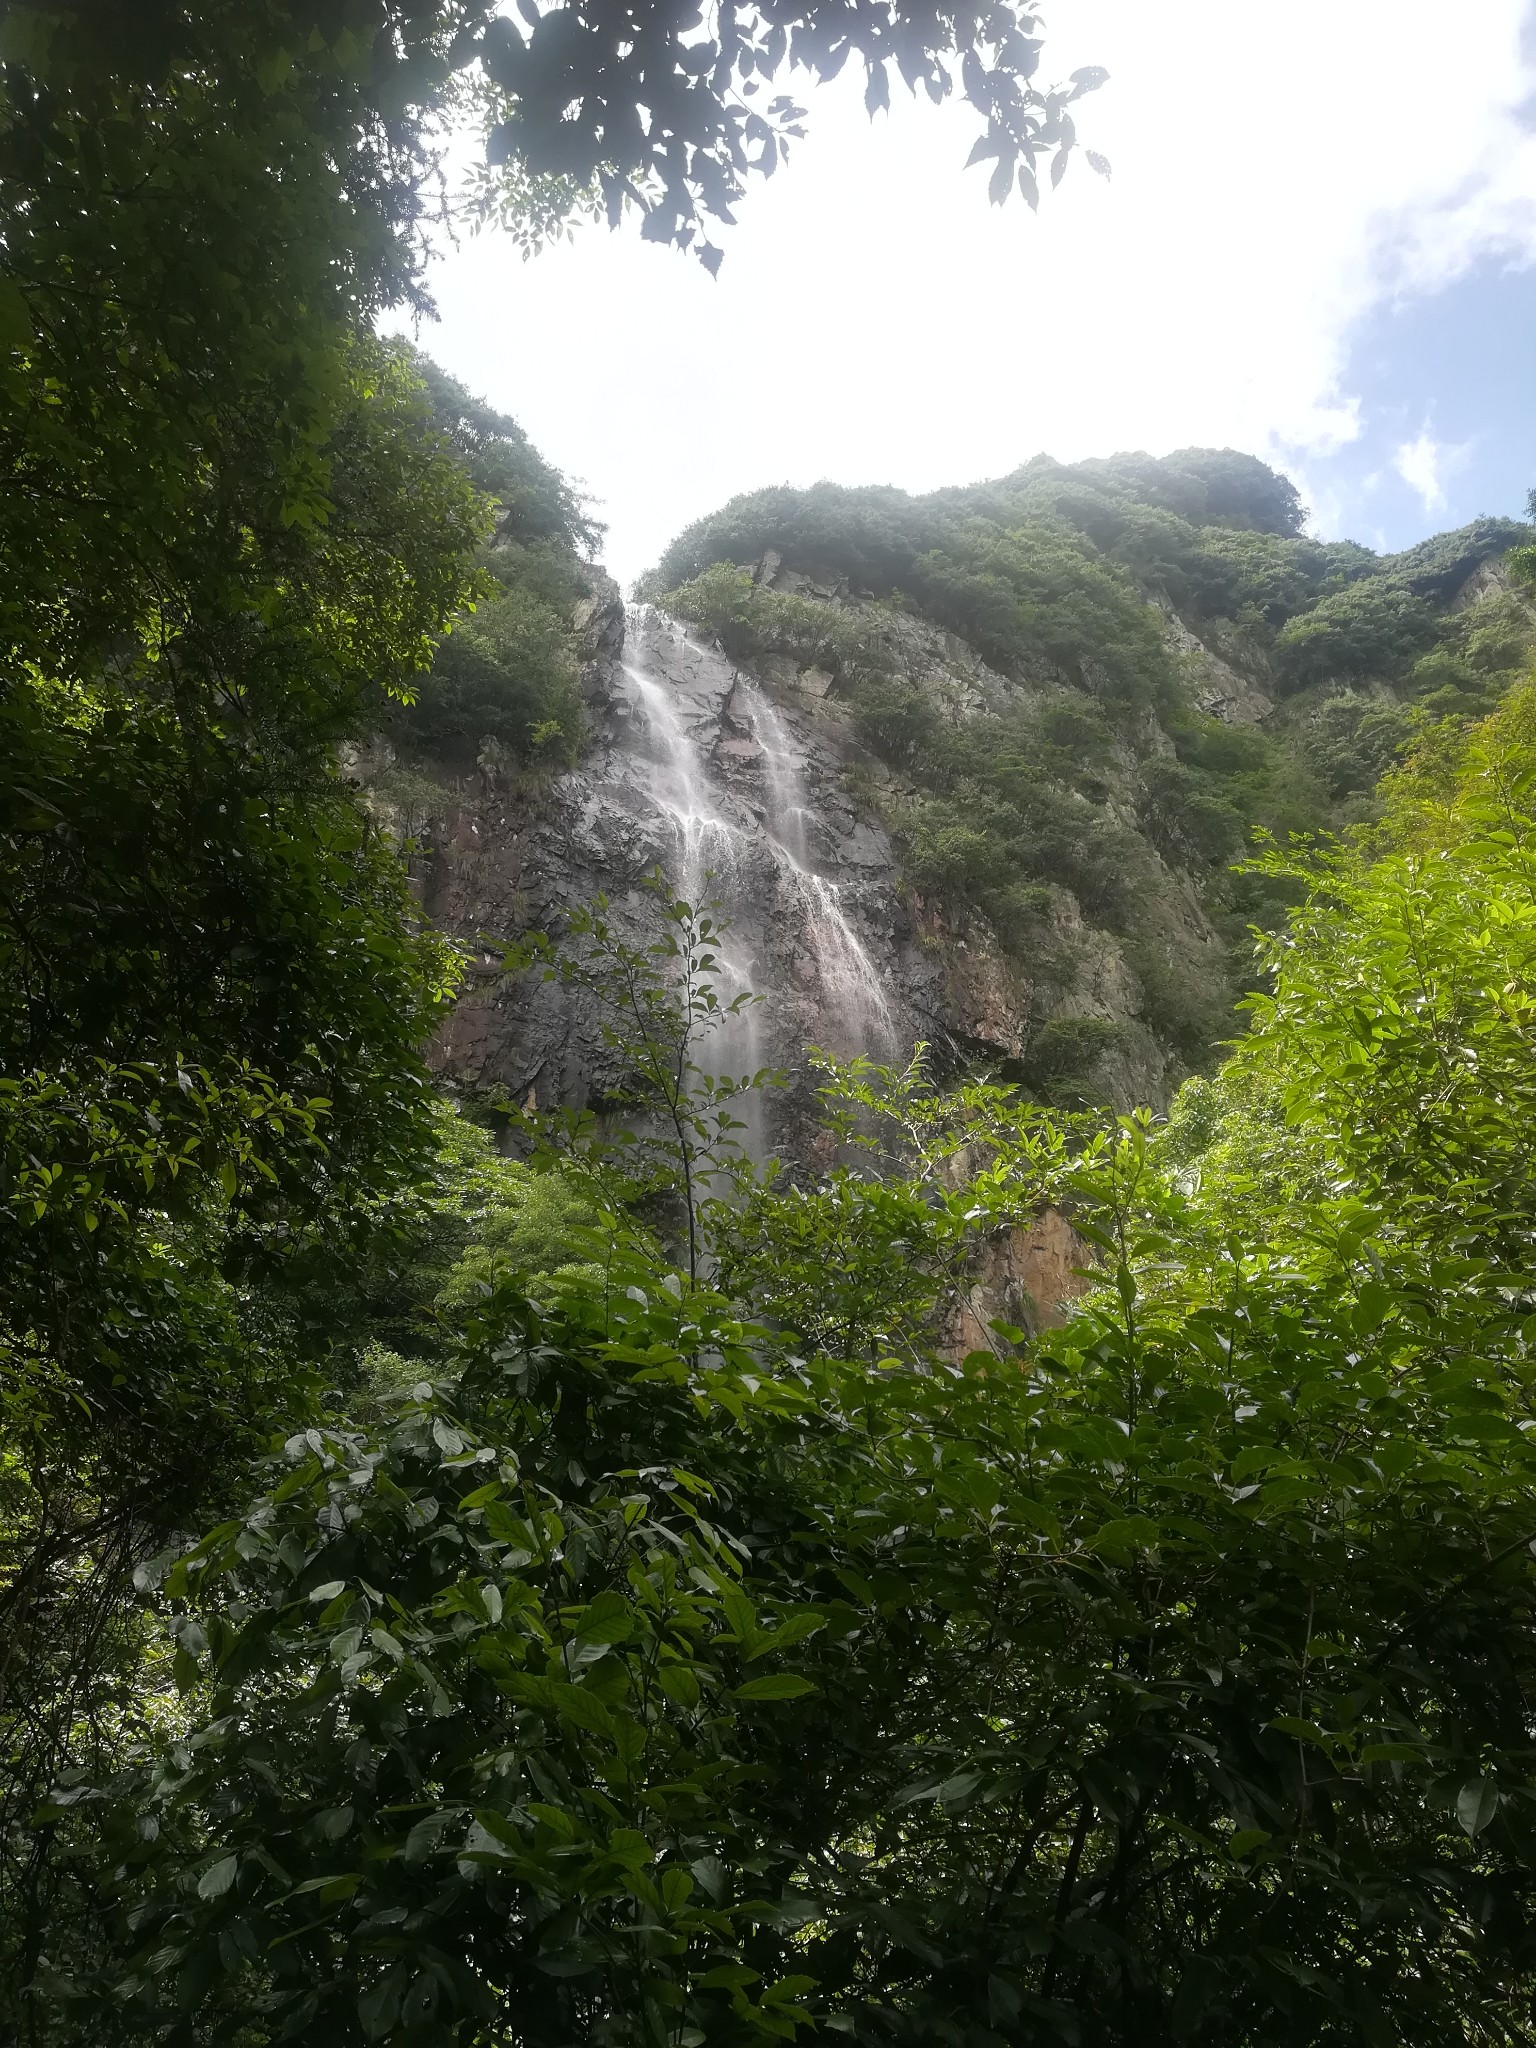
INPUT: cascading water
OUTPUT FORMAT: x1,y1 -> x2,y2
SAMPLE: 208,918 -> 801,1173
619,604 -> 899,1154
744,684 -> 896,1061
621,636 -> 768,1155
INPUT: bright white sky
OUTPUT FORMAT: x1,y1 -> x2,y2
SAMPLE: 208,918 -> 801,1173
388,0 -> 1536,583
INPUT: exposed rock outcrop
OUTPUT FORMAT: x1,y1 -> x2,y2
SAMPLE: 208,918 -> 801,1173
407,606 -> 999,1159
1159,603 -> 1274,725
349,596 -> 1201,1159
945,1208 -> 1098,1358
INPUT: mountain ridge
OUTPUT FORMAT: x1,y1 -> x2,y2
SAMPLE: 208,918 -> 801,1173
383,409 -> 1536,1115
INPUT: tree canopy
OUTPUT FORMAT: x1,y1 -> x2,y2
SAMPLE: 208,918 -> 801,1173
474,0 -> 1107,268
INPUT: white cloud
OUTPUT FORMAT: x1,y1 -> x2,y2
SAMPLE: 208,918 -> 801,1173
1393,429 -> 1474,516
389,0 -> 1536,580
1395,432 -> 1446,513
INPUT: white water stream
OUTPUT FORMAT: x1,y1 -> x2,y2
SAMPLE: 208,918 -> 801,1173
621,606 -> 896,1155
620,652 -> 767,1144
746,684 -> 895,1059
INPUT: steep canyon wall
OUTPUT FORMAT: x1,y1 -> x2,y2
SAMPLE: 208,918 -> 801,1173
378,589 -> 1131,1164
352,448 -> 1535,1172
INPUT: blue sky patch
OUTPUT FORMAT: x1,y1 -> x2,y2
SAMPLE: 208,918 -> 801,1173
1300,258 -> 1536,552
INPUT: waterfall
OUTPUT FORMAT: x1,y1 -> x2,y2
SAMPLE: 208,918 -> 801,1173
743,685 -> 896,1060
619,605 -> 898,1154
621,642 -> 768,1156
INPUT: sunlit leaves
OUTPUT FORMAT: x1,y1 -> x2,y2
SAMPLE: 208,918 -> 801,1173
473,0 -> 1101,263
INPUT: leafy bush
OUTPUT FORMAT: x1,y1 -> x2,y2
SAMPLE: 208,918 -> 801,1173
390,580 -> 583,761
1121,925 -> 1236,1063
381,366 -> 598,768
904,772 -> 1153,933
1275,577 -> 1439,689
665,562 -> 896,683
911,519 -> 1175,704
1388,514 -> 1532,601
1019,1013 -> 1125,1095
1189,527 -> 1331,623
1137,756 -> 1249,865
388,1105 -> 604,1325
1294,693 -> 1412,800
411,356 -> 603,558
645,452 -> 1310,609
846,673 -> 947,760
1061,444 -> 1308,535
645,479 -> 936,595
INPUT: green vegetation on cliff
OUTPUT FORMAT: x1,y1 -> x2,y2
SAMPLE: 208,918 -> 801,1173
652,458 -> 1534,1086
379,361 -> 600,771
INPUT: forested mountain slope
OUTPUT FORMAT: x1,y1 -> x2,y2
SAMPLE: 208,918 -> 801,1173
17,317 -> 1536,2041
642,455 -> 1533,1093
25,9 -> 1536,2038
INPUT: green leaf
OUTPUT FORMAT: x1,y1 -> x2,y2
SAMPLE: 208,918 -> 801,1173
1087,1515 -> 1162,1556
471,1807 -> 525,1849
526,1803 -> 579,1842
1458,1779 -> 1500,1837
571,1588 -> 633,1647
358,1970 -> 404,2039
657,1661 -> 701,1708
292,1871 -> 363,1900
506,1673 -> 615,1736
0,276 -> 32,349
1227,1828 -> 1270,1859
733,1674 -> 817,1702
197,1854 -> 238,1900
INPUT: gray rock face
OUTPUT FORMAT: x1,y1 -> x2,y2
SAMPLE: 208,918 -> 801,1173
354,597 -> 1184,1162
410,604 -> 1049,1161
1158,601 -> 1274,725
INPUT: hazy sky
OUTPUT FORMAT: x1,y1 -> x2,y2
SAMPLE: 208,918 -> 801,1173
387,0 -> 1536,585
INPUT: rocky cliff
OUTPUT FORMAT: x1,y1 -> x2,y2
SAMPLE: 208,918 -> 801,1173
350,444 -> 1535,1164
357,585 -> 1163,1165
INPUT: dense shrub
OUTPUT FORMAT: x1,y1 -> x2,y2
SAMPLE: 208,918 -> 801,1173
646,452 -> 1310,604
381,358 -> 598,767
911,520 -> 1176,703
1275,577 -> 1439,689
666,562 -> 894,683
390,579 -> 583,761
412,358 -> 603,558
646,479 -> 934,595
1295,694 -> 1413,800
1018,1012 -> 1125,1096
1189,527 -> 1331,623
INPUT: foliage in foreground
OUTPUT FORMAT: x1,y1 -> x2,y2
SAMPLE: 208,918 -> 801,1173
51,1181 -> 1536,2042
32,696 -> 1536,2045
